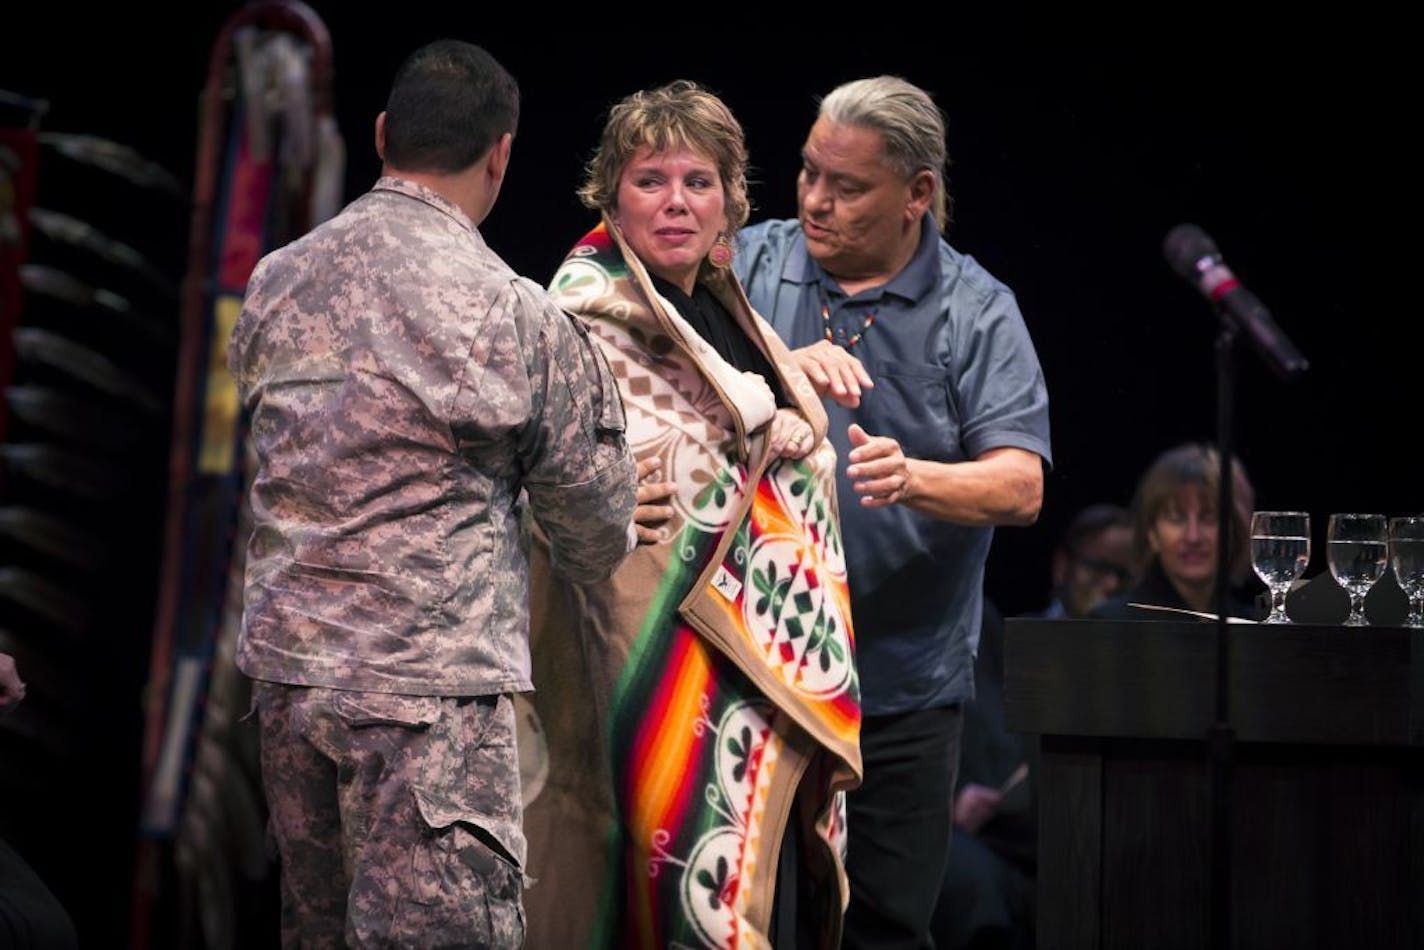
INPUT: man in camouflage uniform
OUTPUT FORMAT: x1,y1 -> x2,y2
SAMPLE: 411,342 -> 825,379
227,40 -> 638,949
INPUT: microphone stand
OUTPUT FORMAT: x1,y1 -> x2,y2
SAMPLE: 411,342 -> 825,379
1209,318 -> 1239,950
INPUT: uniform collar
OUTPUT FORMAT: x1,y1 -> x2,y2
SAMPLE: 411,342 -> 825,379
372,176 -> 480,235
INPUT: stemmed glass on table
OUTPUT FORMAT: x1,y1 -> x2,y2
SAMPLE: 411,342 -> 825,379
1388,516 -> 1424,629
1250,511 -> 1311,624
1327,513 -> 1389,627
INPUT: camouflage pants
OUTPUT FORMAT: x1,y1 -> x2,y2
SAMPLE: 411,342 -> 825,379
252,683 -> 526,949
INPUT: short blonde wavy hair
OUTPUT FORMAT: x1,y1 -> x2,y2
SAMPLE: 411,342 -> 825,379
578,80 -> 750,234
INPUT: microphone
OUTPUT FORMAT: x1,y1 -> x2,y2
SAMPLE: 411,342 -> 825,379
1163,224 -> 1308,379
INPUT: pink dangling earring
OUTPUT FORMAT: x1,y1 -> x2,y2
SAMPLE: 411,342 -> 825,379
708,234 -> 734,269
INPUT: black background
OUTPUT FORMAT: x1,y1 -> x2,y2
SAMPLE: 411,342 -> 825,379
2,6 -> 1417,946
5,13 -> 1414,613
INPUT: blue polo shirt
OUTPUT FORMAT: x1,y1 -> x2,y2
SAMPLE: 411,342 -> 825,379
736,216 -> 1052,715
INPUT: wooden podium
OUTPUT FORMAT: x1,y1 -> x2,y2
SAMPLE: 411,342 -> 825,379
1003,616 -> 1424,949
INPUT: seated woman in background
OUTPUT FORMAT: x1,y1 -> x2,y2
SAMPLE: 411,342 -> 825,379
521,81 -> 862,949
1090,442 -> 1265,621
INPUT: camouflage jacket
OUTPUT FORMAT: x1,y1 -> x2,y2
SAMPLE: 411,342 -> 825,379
228,177 -> 635,696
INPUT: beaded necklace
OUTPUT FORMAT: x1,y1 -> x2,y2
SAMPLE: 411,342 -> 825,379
819,286 -> 876,349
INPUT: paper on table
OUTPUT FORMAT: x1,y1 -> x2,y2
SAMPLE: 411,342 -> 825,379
1126,603 -> 1258,624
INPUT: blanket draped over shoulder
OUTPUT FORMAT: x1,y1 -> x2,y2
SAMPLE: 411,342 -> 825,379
521,221 -> 862,950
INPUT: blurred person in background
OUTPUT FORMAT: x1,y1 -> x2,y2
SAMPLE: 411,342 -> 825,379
1090,442 -> 1264,621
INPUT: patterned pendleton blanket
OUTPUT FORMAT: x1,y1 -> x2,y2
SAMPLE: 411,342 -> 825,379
522,221 -> 861,949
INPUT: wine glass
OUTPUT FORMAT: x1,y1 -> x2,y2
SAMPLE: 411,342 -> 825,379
1327,513 -> 1389,626
1388,516 -> 1424,628
1250,511 -> 1310,624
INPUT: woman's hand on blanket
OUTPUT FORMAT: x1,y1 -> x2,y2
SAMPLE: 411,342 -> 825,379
632,456 -> 678,544
767,409 -> 816,460
790,341 -> 874,408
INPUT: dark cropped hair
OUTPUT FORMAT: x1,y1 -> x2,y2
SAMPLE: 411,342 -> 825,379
1060,503 -> 1132,558
382,40 -> 519,174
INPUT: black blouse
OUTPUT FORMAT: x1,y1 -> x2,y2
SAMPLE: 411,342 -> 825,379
650,274 -> 788,407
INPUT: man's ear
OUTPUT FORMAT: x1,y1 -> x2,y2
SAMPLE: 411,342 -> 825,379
487,131 -> 513,184
906,168 -> 935,221
374,112 -> 387,162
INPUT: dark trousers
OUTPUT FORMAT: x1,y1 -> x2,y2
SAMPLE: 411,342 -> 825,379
842,704 -> 963,949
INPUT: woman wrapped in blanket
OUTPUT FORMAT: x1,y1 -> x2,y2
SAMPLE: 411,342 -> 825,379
521,81 -> 863,949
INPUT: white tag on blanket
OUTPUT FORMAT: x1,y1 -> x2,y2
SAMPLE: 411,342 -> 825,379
711,565 -> 742,601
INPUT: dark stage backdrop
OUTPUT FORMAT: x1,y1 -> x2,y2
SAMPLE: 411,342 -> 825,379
5,10 -> 1415,617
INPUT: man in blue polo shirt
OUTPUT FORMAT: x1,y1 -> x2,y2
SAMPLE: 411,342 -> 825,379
736,76 -> 1052,949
